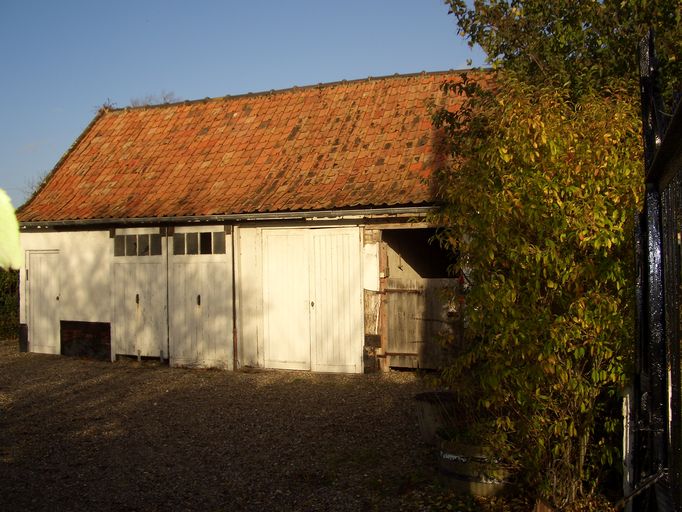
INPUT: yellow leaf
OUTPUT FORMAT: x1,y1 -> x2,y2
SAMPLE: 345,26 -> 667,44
0,189 -> 22,269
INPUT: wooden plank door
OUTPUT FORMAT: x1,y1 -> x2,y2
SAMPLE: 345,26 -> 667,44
112,260 -> 166,358
262,229 -> 311,370
28,251 -> 60,354
310,228 -> 363,373
384,277 -> 457,369
170,255 -> 232,369
262,228 -> 363,373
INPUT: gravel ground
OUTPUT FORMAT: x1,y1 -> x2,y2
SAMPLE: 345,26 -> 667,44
0,338 -> 449,511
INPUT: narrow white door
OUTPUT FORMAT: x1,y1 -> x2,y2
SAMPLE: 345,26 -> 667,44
310,229 -> 363,373
170,256 -> 232,368
28,251 -> 60,354
112,261 -> 166,357
262,230 -> 310,370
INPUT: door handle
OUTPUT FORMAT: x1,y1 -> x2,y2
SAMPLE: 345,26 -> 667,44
310,301 -> 315,307
135,293 -> 139,304
197,294 -> 201,306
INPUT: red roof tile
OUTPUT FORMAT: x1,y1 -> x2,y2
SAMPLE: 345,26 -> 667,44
18,71 -> 471,223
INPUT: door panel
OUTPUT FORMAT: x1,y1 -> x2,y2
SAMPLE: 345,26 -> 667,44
170,256 -> 232,368
262,230 -> 310,370
261,228 -> 363,373
28,251 -> 60,354
310,229 -> 363,373
112,260 -> 166,357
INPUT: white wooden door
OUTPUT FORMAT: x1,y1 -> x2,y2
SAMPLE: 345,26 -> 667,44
170,255 -> 232,368
261,228 -> 363,373
310,229 -> 363,373
28,251 -> 60,354
112,260 -> 166,357
262,230 -> 311,370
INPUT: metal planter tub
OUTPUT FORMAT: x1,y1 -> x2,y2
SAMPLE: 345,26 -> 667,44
438,441 -> 514,498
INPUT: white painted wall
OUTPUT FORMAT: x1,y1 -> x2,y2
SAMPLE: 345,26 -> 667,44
20,230 -> 112,324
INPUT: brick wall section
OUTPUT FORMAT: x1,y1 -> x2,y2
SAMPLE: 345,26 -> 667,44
60,321 -> 111,360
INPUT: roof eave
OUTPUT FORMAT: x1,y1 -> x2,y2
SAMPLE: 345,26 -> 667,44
19,205 -> 439,230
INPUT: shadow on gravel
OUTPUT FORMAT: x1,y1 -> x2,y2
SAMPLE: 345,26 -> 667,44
0,339 -> 442,511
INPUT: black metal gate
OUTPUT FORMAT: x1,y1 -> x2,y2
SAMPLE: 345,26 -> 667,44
633,31 -> 682,511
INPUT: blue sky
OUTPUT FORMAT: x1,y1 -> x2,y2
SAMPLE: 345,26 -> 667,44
0,0 -> 485,208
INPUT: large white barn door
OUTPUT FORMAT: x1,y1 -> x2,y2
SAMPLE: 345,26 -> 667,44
262,228 -> 363,373
28,251 -> 60,354
310,229 -> 363,373
112,260 -> 166,358
262,230 -> 311,370
169,245 -> 232,369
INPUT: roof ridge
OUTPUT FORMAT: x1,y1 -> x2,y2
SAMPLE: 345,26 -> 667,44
110,68 -> 477,113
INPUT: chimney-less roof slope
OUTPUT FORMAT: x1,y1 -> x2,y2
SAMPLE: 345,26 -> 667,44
18,71 -> 470,223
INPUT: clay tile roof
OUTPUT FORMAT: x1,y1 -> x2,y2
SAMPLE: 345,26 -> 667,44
17,70 -> 473,223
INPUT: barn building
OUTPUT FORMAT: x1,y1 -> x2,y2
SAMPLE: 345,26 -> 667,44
16,71 -> 469,373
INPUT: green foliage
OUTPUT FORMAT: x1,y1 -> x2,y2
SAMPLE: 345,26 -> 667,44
432,71 -> 642,507
434,1 -> 682,507
446,0 -> 682,101
0,269 -> 19,340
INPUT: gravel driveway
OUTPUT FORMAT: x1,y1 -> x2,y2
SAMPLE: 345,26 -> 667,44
0,338 -> 445,511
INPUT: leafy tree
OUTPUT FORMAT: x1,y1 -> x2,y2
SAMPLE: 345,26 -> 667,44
433,0 -> 681,508
0,188 -> 21,270
0,268 -> 19,340
446,0 -> 681,100
434,73 -> 641,507
0,188 -> 21,340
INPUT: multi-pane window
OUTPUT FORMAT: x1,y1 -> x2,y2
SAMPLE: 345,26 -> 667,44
172,232 -> 226,255
114,231 -> 226,257
114,234 -> 162,257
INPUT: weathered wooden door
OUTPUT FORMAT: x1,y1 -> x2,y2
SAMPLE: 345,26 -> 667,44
262,228 -> 363,373
28,251 -> 60,354
169,232 -> 232,368
112,259 -> 166,358
384,278 -> 457,369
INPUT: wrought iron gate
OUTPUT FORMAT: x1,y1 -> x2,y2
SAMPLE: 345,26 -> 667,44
633,31 -> 682,512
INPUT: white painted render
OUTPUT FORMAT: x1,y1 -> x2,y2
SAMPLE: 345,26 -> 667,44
20,230 -> 112,326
